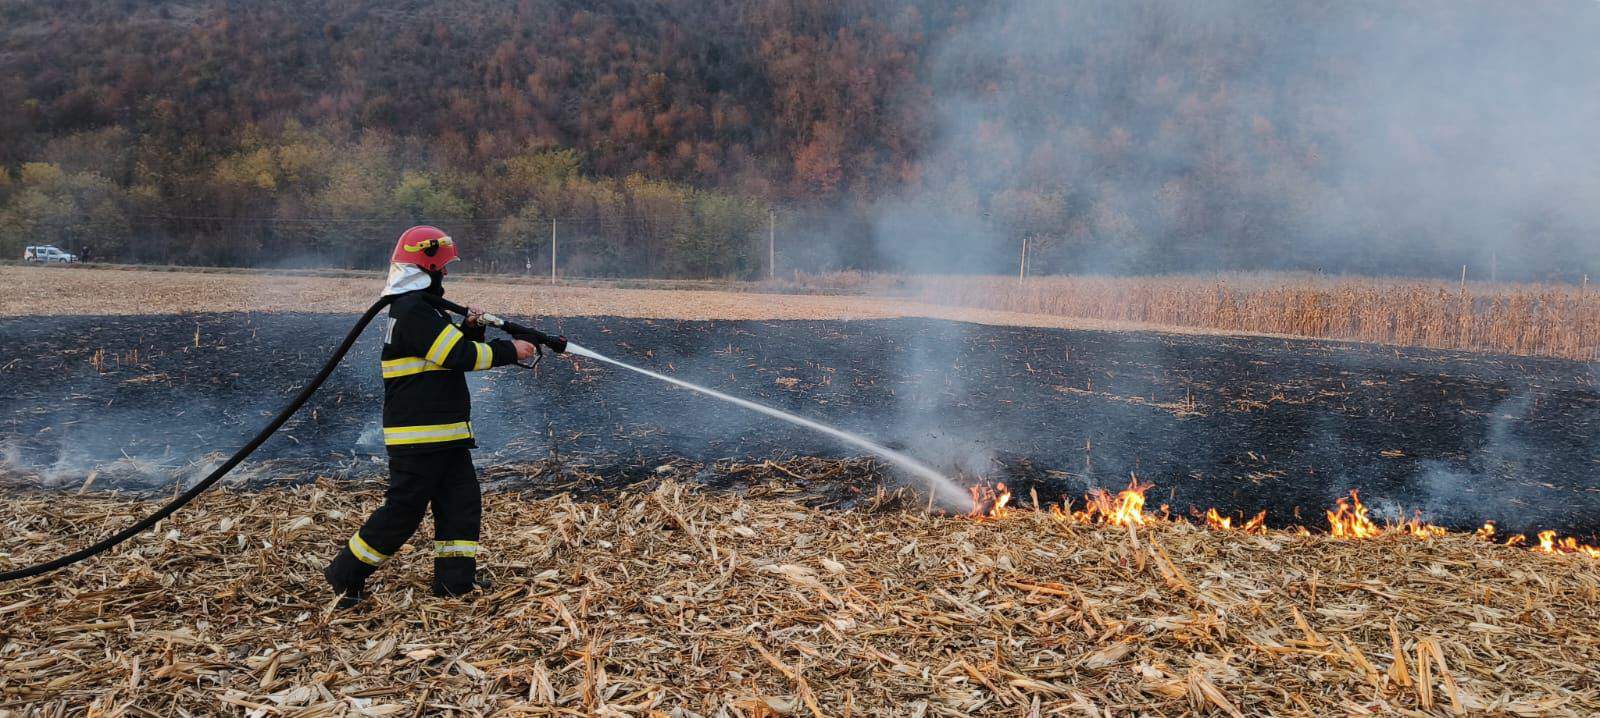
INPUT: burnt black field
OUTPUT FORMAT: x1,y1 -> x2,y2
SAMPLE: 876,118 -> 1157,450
2,312 -> 1597,540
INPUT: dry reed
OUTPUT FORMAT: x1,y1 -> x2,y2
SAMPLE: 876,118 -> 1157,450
9,265 -> 1598,359
915,272 -> 1600,360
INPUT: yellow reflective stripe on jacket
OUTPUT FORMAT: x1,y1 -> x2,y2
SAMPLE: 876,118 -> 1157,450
383,421 -> 473,446
425,324 -> 465,365
348,532 -> 389,566
435,540 -> 481,558
472,342 -> 492,371
380,356 -> 448,379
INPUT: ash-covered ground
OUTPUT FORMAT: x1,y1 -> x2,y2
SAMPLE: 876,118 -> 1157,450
2,312 -> 1596,539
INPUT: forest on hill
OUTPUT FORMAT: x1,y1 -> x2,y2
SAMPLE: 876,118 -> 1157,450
1,0 -> 1596,279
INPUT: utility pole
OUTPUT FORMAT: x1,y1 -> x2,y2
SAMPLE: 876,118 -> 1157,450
768,210 -> 776,281
1582,274 -> 1591,362
550,218 -> 557,284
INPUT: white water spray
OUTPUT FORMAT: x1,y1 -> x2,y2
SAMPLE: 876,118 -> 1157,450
564,342 -> 969,506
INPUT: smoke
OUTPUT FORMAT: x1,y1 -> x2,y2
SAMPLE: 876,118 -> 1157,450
853,0 -> 1600,515
0,311 -> 387,494
864,0 -> 1600,279
1409,391 -> 1564,534
0,433 -> 258,494
883,321 -> 999,480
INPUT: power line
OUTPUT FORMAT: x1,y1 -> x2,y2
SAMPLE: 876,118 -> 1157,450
20,210 -> 779,226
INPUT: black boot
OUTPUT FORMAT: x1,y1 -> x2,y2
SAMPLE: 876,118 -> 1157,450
324,558 -> 369,610
432,570 -> 491,598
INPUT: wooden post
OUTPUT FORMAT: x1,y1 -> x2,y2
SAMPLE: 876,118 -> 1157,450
1019,236 -> 1029,281
547,421 -> 563,483
550,218 -> 557,284
768,210 -> 776,281
1584,275 -> 1591,360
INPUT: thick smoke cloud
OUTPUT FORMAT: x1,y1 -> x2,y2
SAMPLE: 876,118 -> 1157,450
870,0 -> 1600,280
865,0 -> 1600,521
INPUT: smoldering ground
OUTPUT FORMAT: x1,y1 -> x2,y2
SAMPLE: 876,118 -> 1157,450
843,0 -> 1600,533
1,312 -> 1596,540
739,1 -> 1600,524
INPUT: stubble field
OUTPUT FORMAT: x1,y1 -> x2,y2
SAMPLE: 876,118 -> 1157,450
2,264 -> 1598,716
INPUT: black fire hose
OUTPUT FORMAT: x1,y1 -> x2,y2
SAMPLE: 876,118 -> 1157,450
0,293 -> 563,583
0,296 -> 396,582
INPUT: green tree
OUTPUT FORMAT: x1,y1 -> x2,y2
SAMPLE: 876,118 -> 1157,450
0,162 -> 130,260
672,192 -> 764,278
624,173 -> 690,274
393,170 -> 469,220
494,203 -> 546,274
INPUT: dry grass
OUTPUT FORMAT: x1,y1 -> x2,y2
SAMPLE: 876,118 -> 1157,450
0,265 -> 1297,342
914,273 -> 1600,360
0,265 -> 906,322
3,477 -> 1598,716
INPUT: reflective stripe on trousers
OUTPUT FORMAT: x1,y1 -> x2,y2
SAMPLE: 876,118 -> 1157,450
435,540 -> 480,558
348,532 -> 389,566
383,421 -> 473,446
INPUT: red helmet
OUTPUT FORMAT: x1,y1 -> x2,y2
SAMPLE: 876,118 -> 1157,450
391,226 -> 459,273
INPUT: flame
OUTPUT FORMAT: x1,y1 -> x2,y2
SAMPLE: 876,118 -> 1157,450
1532,531 -> 1600,557
1102,478 -> 1150,527
959,479 -> 1597,559
968,482 -> 1012,520
1401,511 -> 1447,539
1204,509 -> 1267,535
1326,490 -> 1380,539
1040,477 -> 1151,527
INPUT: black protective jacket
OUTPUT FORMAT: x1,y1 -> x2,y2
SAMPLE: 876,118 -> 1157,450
379,291 -> 517,455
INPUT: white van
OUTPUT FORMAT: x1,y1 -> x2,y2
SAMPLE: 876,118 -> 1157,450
23,245 -> 79,263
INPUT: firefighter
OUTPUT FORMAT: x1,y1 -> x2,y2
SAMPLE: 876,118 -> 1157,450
323,226 -> 539,608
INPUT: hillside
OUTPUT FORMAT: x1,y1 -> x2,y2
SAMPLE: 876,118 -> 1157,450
1,0 -> 1597,277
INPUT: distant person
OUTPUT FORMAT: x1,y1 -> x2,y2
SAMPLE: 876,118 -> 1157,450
323,226 -> 543,608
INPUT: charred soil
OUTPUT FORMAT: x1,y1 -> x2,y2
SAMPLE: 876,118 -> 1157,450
2,313 -> 1596,539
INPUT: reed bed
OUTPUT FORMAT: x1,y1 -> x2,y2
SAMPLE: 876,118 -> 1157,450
3,477 -> 1598,716
8,264 -> 1598,359
915,273 -> 1600,360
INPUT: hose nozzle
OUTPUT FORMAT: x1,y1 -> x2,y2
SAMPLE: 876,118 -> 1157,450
498,316 -> 566,354
417,296 -> 565,353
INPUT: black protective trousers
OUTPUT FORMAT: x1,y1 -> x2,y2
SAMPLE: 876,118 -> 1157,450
326,447 -> 481,595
